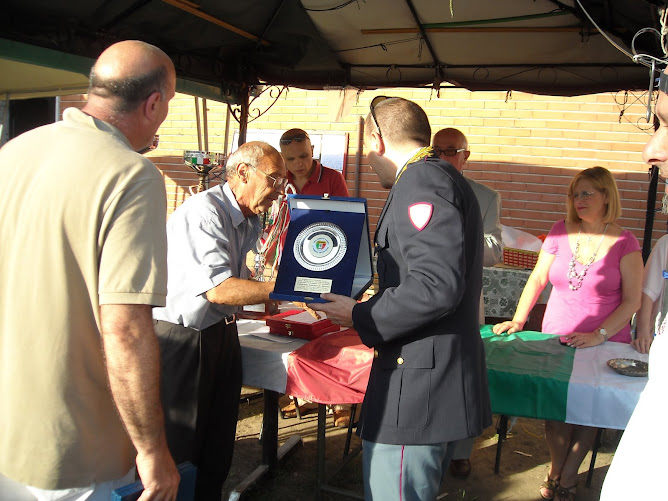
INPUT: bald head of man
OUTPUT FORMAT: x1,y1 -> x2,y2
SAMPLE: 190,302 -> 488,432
82,40 -> 176,152
432,128 -> 471,173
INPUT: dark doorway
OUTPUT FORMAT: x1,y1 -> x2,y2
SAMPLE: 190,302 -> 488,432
9,97 -> 56,139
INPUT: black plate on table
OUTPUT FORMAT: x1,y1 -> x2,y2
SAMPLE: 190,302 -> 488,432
607,358 -> 648,377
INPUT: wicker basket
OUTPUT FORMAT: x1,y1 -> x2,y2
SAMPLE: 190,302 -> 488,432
502,247 -> 539,269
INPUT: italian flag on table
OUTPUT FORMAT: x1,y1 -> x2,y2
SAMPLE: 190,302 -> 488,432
480,325 -> 646,429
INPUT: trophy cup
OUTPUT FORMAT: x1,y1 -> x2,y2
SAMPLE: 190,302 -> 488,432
183,150 -> 225,193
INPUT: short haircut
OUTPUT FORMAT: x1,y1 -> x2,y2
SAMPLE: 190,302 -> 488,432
225,141 -> 281,178
88,65 -> 168,114
566,166 -> 622,224
365,97 -> 431,148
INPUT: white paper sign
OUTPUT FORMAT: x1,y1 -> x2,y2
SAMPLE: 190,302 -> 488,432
294,276 -> 332,294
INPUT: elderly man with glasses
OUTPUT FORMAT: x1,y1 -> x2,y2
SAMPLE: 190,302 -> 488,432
432,127 -> 504,479
433,128 -> 504,268
152,141 -> 286,500
315,97 -> 491,500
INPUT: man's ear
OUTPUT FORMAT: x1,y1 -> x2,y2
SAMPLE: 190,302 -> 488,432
236,162 -> 251,183
368,131 -> 385,156
143,91 -> 162,121
463,150 -> 471,164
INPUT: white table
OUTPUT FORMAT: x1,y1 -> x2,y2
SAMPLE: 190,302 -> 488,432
237,319 -> 307,392
235,319 -> 364,500
237,321 -> 651,493
566,342 -> 649,430
482,326 -> 649,477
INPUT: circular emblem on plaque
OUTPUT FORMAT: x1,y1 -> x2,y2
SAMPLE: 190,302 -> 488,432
293,222 -> 348,272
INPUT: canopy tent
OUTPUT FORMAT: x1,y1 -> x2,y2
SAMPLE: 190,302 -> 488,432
0,39 -> 234,101
1,0 -> 666,259
0,0 -> 665,102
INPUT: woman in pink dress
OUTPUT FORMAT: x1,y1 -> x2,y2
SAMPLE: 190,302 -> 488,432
493,166 -> 643,501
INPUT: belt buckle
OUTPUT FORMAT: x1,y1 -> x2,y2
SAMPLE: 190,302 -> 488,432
225,314 -> 236,325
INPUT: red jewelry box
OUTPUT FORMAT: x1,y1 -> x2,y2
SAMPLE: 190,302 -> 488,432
266,309 -> 340,340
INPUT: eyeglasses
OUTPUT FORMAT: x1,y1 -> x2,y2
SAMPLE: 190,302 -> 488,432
279,134 -> 309,145
434,147 -> 467,157
370,96 -> 389,139
570,190 -> 598,200
137,135 -> 160,155
251,165 -> 288,192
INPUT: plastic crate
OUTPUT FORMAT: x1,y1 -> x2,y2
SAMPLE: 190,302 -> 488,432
502,247 -> 539,269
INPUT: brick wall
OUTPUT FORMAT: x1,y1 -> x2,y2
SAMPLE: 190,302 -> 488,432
58,95 -> 86,116
60,87 -> 665,248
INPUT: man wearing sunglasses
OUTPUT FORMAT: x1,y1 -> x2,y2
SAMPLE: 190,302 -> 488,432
152,141 -> 286,500
314,97 -> 491,500
432,127 -> 503,479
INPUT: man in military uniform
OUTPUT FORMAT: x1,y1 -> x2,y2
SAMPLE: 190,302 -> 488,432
315,97 -> 491,500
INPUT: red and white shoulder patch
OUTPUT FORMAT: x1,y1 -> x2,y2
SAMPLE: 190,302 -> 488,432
408,203 -> 433,231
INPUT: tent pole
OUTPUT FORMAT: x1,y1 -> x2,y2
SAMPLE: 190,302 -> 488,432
238,85 -> 250,147
202,98 -> 209,151
643,165 -> 659,263
194,97 -> 202,151
223,106 -> 231,158
160,0 -> 269,46
403,0 -> 440,67
354,116 -> 363,198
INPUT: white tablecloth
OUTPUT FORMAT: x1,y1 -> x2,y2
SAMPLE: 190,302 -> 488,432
237,319 -> 307,393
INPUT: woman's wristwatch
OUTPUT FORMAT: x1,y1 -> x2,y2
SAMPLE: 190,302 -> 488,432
596,327 -> 609,342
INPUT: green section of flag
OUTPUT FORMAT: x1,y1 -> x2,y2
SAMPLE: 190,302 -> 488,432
481,325 -> 575,421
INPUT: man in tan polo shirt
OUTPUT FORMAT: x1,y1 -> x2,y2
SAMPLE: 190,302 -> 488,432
0,41 -> 179,500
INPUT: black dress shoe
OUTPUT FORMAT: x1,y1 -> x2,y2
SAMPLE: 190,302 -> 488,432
449,458 -> 472,478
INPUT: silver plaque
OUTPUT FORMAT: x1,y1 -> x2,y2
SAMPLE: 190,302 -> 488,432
293,222 -> 348,272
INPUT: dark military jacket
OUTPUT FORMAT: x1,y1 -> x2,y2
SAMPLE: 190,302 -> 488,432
353,154 -> 492,445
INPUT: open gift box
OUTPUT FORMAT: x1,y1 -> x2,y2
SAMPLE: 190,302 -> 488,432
266,309 -> 340,340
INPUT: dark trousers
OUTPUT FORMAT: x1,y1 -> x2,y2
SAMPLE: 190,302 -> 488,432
155,318 -> 242,501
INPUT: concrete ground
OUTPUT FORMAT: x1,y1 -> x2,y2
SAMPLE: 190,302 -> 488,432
220,390 -> 620,501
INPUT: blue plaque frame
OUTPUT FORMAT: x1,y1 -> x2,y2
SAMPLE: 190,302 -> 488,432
270,195 -> 373,303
